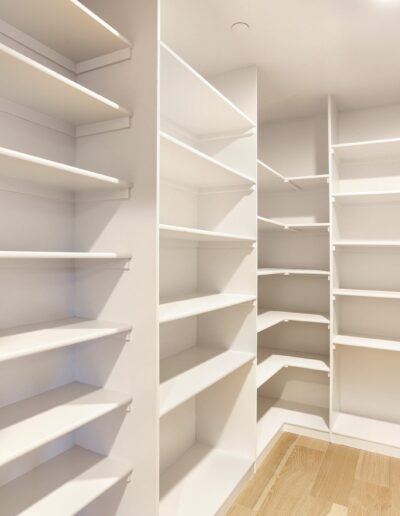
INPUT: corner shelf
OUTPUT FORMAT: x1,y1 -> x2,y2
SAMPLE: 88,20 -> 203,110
160,443 -> 253,516
288,222 -> 330,232
0,446 -> 132,516
160,347 -> 254,416
258,268 -> 329,277
258,217 -> 329,232
0,146 -> 131,193
0,318 -> 132,363
332,137 -> 400,161
0,42 -> 131,126
257,348 -> 329,388
0,251 -> 131,260
289,174 -> 329,191
257,396 -> 329,458
333,288 -> 400,300
257,216 -> 287,231
333,334 -> 400,353
257,309 -> 330,332
0,0 -> 131,63
159,224 -> 255,244
160,42 -> 255,138
257,160 -> 294,193
161,132 -> 254,189
159,293 -> 256,324
0,382 -> 132,468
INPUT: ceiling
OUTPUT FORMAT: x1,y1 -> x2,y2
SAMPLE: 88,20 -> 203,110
161,0 -> 400,122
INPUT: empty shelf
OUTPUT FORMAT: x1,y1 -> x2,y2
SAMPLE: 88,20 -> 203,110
258,268 -> 329,277
161,133 -> 254,189
0,146 -> 131,193
0,0 -> 131,63
160,443 -> 253,516
0,42 -> 130,126
257,216 -> 287,231
0,446 -> 132,516
257,310 -> 329,332
0,251 -> 131,260
0,317 -> 132,363
160,347 -> 254,416
257,160 -> 294,193
0,382 -> 131,468
289,174 -> 329,191
333,412 -> 400,448
257,396 -> 329,458
333,190 -> 400,204
159,224 -> 255,243
257,349 -> 329,388
332,137 -> 400,161
258,218 -> 329,232
333,334 -> 400,352
159,293 -> 256,323
333,288 -> 400,300
160,43 -> 255,138
333,240 -> 400,248
288,222 -> 330,232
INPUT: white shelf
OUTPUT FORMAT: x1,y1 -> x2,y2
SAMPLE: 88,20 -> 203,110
0,0 -> 131,63
0,318 -> 132,363
257,396 -> 329,458
0,146 -> 131,193
257,216 -> 287,231
257,309 -> 330,332
333,190 -> 400,204
258,217 -> 329,232
160,43 -> 255,138
159,293 -> 256,324
160,443 -> 253,516
288,222 -> 330,232
0,382 -> 131,468
0,446 -> 132,516
333,412 -> 400,449
0,251 -> 131,260
257,348 -> 329,388
333,334 -> 400,353
159,224 -> 255,244
332,137 -> 400,161
0,42 -> 130,126
333,240 -> 400,248
257,160 -> 294,193
258,268 -> 329,277
161,132 -> 254,189
289,174 -> 329,191
160,347 -> 254,416
333,288 -> 400,300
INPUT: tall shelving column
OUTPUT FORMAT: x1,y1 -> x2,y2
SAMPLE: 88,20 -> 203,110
256,114 -> 331,461
0,2 -> 159,515
329,98 -> 400,454
158,43 -> 258,515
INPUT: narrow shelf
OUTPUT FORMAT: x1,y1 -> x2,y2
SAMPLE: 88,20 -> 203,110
160,42 -> 255,138
0,0 -> 131,64
0,318 -> 132,363
257,396 -> 329,458
287,222 -> 330,232
0,146 -> 131,193
257,348 -> 329,388
159,293 -> 256,324
333,412 -> 400,449
161,132 -> 254,189
333,288 -> 400,300
257,160 -> 294,193
333,240 -> 400,249
289,174 -> 329,191
0,42 -> 130,126
159,224 -> 255,244
332,137 -> 400,161
258,268 -> 329,277
160,347 -> 254,416
333,190 -> 400,204
333,334 -> 400,353
0,251 -> 131,260
0,446 -> 132,516
257,309 -> 330,333
160,443 -> 253,516
0,382 -> 131,468
257,216 -> 287,231
257,217 -> 329,232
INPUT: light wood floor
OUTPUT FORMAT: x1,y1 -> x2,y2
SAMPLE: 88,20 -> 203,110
228,433 -> 400,515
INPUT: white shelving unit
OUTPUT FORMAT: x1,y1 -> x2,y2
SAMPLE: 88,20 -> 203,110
159,41 -> 257,515
0,2 -> 158,515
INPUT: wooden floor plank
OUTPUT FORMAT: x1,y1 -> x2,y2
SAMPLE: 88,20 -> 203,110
226,503 -> 255,515
355,450 -> 391,488
347,479 -> 391,515
311,444 -> 360,506
257,445 -> 325,515
296,435 -> 330,452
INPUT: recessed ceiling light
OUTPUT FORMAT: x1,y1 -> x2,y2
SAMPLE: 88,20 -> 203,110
231,22 -> 250,33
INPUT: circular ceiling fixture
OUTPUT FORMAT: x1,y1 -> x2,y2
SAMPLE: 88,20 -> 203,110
231,22 -> 250,33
